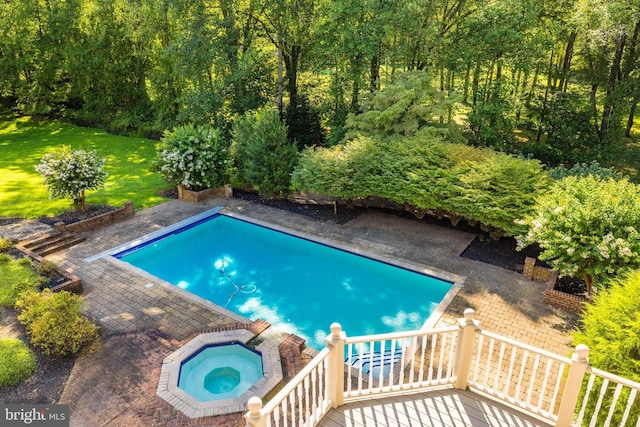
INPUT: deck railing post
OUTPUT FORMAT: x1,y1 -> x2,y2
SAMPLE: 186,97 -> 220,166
325,322 -> 347,408
454,308 -> 480,389
244,396 -> 267,427
555,344 -> 590,427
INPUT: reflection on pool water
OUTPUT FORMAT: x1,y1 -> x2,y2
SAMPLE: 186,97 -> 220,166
116,211 -> 455,349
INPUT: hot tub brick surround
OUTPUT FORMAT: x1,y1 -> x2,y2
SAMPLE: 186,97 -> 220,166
157,329 -> 283,419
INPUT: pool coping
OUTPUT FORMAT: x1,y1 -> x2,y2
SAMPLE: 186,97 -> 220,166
88,205 -> 465,338
156,329 -> 283,418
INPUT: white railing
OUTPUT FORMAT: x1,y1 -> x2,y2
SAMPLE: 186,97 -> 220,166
574,366 -> 640,426
343,326 -> 460,399
244,309 -> 640,427
245,347 -> 332,427
466,329 -> 572,421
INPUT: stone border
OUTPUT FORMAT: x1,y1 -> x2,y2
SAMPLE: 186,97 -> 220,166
523,257 -> 590,314
177,184 -> 233,202
54,201 -> 135,233
157,329 -> 283,418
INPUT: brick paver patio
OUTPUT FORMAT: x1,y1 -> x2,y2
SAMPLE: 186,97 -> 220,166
8,197 -> 578,426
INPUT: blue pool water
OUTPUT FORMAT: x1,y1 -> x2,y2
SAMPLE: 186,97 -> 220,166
116,213 -> 453,349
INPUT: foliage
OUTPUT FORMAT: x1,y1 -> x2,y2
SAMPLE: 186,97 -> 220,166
529,92 -> 599,166
34,260 -> 59,277
0,118 -> 168,218
516,176 -> 640,293
153,124 -> 230,191
0,338 -> 37,388
284,94 -> 326,149
0,237 -> 12,251
16,289 -> 100,357
292,131 -> 549,236
572,270 -> 640,424
345,71 -> 461,140
35,146 -> 108,211
231,107 -> 299,198
466,95 -> 517,152
0,254 -> 44,307
550,161 -> 625,181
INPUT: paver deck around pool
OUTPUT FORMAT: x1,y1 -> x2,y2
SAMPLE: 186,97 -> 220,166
17,197 -> 577,426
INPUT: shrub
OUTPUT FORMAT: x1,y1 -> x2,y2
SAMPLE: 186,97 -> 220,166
16,290 -> 100,356
0,338 -> 37,388
231,106 -> 299,198
34,260 -> 58,277
35,146 -> 108,211
153,124 -> 230,191
292,132 -> 548,236
0,255 -> 44,307
571,270 -> 640,424
0,237 -> 13,252
517,176 -> 640,294
549,161 -> 624,181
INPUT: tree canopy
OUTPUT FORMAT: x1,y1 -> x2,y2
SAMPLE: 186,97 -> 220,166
0,0 -> 638,169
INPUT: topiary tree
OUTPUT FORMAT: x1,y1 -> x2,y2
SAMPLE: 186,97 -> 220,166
571,270 -> 640,424
153,124 -> 230,191
231,106 -> 299,198
35,146 -> 108,211
517,176 -> 640,294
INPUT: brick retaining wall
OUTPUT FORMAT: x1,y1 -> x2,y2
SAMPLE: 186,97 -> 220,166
523,257 -> 590,314
54,201 -> 134,233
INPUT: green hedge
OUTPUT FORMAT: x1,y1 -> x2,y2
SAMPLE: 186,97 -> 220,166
291,132 -> 549,236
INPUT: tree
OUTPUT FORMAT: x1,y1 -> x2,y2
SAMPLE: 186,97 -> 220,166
517,176 -> 640,294
35,146 -> 108,211
571,270 -> 640,424
231,106 -> 298,198
345,71 -> 461,140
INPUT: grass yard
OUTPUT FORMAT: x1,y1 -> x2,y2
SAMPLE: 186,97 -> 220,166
0,117 -> 168,218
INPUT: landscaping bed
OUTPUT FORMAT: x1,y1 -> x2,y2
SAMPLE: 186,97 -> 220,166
0,306 -> 76,403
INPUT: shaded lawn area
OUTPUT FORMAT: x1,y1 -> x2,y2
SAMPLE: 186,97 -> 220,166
0,117 -> 168,218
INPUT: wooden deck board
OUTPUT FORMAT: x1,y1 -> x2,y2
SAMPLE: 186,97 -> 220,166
317,388 -> 553,427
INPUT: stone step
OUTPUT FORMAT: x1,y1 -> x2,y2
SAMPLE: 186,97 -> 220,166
19,232 -> 86,256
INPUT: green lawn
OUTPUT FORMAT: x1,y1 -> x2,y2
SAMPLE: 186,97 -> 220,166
0,117 -> 168,218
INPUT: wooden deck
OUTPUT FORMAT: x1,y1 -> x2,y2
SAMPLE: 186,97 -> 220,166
317,388 -> 553,427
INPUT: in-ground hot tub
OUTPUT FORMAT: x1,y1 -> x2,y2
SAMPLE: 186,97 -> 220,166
157,329 -> 282,418
178,342 -> 263,401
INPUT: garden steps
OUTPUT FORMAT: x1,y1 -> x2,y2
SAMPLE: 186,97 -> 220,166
18,232 -> 86,257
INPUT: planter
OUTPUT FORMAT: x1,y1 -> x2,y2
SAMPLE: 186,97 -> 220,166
177,184 -> 233,202
54,201 -> 135,233
13,246 -> 83,294
523,257 -> 590,314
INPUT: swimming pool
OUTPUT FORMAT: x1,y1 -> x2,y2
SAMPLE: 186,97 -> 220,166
112,208 -> 459,349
